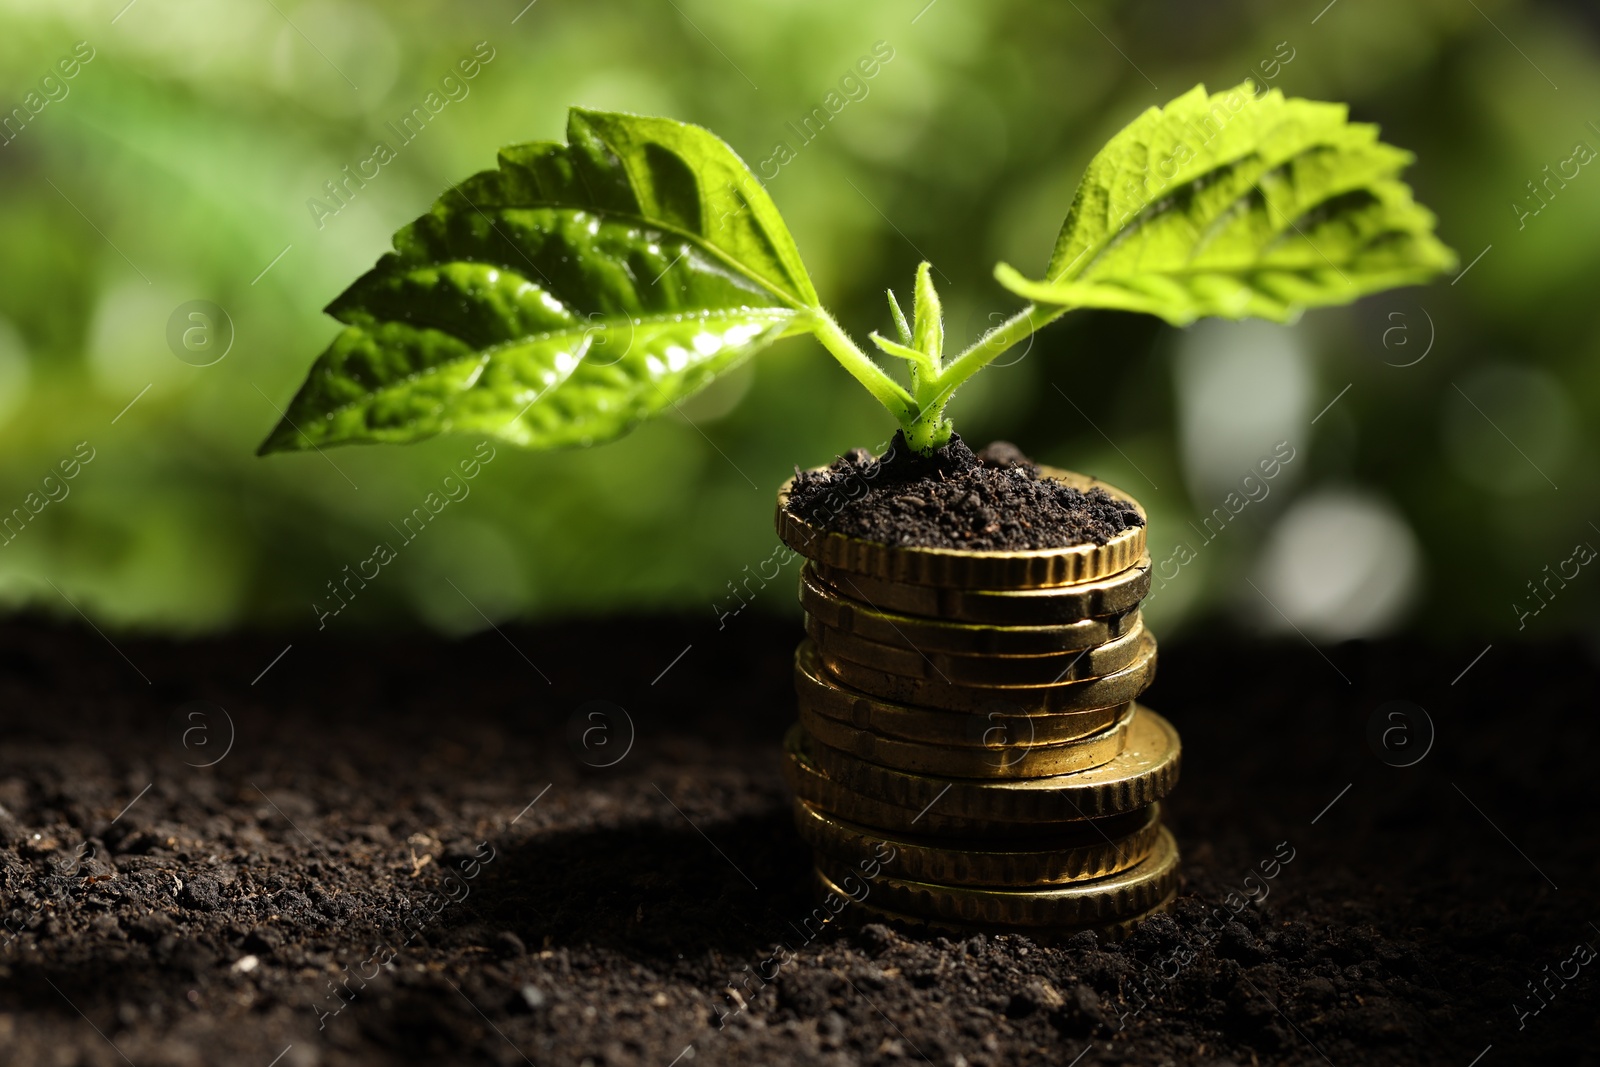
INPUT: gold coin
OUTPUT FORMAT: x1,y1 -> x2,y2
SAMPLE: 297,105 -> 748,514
795,643 -> 1126,747
815,827 -> 1179,928
793,706 -> 1181,823
813,630 -> 1157,714
812,558 -> 1152,626
776,466 -> 1146,589
784,730 -> 1132,838
796,700 -> 1133,779
793,798 -> 1162,886
808,615 -> 1147,687
800,566 -> 1140,655
814,867 -> 1177,941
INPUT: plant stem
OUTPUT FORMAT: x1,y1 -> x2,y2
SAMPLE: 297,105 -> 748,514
870,333 -> 938,386
811,311 -> 917,425
813,301 -> 1067,454
939,302 -> 1066,392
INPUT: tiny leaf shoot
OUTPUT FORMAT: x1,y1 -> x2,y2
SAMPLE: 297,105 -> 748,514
261,82 -> 1455,458
886,289 -> 913,348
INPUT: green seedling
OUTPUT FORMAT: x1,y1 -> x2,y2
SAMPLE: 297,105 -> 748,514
260,81 -> 1454,458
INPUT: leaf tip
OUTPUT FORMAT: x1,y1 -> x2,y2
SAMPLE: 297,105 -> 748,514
255,422 -> 295,457
993,262 -> 1030,294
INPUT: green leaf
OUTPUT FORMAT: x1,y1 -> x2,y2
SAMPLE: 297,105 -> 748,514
259,108 -> 818,454
911,261 -> 944,364
996,82 -> 1457,326
869,331 -> 930,368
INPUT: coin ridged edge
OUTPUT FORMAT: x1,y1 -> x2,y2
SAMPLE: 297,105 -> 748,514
795,708 -> 1183,822
784,744 -> 1165,834
794,799 -> 1162,886
795,702 -> 1131,779
813,868 -> 1177,941
783,735 -> 1100,836
811,630 -> 1157,714
807,614 -> 1148,686
800,566 -> 1141,655
796,643 -> 1128,746
816,828 -> 1179,927
812,558 -> 1154,625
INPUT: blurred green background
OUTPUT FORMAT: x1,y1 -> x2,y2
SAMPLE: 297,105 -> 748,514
1,0 -> 1596,640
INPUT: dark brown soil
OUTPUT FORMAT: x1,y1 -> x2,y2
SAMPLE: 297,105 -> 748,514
0,614 -> 1594,1067
784,434 -> 1145,551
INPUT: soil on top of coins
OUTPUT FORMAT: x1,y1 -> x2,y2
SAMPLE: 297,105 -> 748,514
783,432 -> 1145,551
1,614 -> 1593,1067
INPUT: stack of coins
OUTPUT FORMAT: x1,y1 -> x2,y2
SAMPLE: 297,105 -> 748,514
775,467 -> 1180,938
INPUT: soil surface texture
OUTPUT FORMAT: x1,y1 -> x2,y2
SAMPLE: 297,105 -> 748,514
0,614 -> 1593,1067
784,434 -> 1144,551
